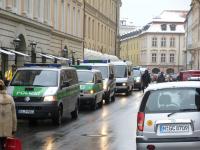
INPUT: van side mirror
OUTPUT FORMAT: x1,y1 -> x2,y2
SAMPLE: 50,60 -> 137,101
97,80 -> 102,83
195,95 -> 200,110
61,81 -> 70,88
109,74 -> 114,80
128,71 -> 131,76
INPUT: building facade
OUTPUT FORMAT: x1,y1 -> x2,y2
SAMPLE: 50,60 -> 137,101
120,32 -> 140,66
83,0 -> 121,56
0,0 -> 84,75
185,0 -> 200,70
120,10 -> 188,74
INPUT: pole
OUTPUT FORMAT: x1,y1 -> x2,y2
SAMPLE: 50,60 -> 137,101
83,0 -> 85,60
178,34 -> 180,72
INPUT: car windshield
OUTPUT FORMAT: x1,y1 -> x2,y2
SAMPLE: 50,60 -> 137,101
114,65 -> 127,78
132,70 -> 141,77
92,66 -> 108,79
11,70 -> 58,87
144,88 -> 200,113
77,71 -> 94,83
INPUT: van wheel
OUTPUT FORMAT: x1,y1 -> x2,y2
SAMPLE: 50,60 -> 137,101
111,93 -> 115,102
98,99 -> 103,108
71,104 -> 79,119
105,92 -> 111,104
52,106 -> 62,125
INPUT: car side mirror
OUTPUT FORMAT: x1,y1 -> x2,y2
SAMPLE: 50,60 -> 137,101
61,81 -> 70,89
109,74 -> 114,80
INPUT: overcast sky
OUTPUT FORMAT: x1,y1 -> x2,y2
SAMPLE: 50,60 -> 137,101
120,0 -> 191,27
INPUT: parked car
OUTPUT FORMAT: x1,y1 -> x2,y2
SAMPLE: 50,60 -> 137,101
7,64 -> 80,125
179,70 -> 200,81
136,81 -> 200,150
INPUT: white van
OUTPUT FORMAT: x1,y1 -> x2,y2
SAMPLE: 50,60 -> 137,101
111,61 -> 133,95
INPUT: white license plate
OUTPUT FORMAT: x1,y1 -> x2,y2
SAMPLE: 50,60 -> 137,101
160,124 -> 190,133
18,110 -> 35,114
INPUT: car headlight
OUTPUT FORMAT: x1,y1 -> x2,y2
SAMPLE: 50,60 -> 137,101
122,83 -> 127,86
44,96 -> 56,102
136,78 -> 140,82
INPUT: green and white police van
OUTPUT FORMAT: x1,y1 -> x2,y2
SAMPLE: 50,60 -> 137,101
73,66 -> 104,110
80,60 -> 116,104
7,64 -> 80,125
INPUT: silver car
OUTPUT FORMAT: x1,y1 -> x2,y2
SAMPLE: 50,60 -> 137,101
136,81 -> 200,150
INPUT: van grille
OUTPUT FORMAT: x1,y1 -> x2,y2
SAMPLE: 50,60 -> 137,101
16,106 -> 42,110
14,97 -> 43,102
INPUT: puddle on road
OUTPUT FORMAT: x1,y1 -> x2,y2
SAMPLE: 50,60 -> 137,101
81,133 -> 107,137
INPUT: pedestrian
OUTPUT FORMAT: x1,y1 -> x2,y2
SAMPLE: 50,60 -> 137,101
0,80 -> 17,150
141,70 -> 151,93
157,72 -> 165,83
4,64 -> 16,86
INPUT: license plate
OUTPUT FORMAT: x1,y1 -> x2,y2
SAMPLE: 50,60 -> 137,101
18,110 -> 34,114
160,124 -> 190,133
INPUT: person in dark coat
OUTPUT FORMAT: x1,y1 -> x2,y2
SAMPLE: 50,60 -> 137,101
141,70 -> 151,92
157,72 -> 165,83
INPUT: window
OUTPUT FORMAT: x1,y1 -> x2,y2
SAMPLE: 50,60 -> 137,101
61,0 -> 66,32
161,53 -> 166,63
170,24 -> 176,31
161,37 -> 166,47
44,0 -> 50,24
170,37 -> 175,47
54,0 -> 58,29
170,53 -> 175,63
161,24 -> 167,31
0,0 -> 5,8
152,37 -> 157,47
26,0 -> 32,15
73,7 -> 76,35
152,53 -> 157,63
77,9 -> 80,36
88,17 -> 91,38
67,4 -> 71,33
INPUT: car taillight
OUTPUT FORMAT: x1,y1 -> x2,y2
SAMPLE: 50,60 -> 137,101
137,112 -> 145,131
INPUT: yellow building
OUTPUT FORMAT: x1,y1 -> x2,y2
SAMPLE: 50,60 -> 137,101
120,34 -> 140,66
84,0 -> 121,56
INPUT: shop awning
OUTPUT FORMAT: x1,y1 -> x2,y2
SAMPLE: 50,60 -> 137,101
37,53 -> 55,60
0,48 -> 15,55
5,48 -> 29,57
48,54 -> 70,61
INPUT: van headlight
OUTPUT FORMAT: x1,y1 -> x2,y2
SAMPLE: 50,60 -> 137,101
136,77 -> 141,83
44,96 -> 56,102
90,90 -> 94,94
122,83 -> 127,86
103,81 -> 108,90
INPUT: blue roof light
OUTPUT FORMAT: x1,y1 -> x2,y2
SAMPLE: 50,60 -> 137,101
24,63 -> 62,68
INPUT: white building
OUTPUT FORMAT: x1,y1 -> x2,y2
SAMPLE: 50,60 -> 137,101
119,18 -> 139,35
139,10 -> 188,74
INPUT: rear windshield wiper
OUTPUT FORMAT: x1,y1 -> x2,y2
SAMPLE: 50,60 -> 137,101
168,109 -> 197,117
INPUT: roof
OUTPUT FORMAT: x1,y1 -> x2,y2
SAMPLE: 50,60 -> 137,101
80,63 -> 112,67
111,61 -> 128,65
76,69 -> 101,73
146,81 -> 200,92
120,10 -> 188,40
17,66 -> 75,71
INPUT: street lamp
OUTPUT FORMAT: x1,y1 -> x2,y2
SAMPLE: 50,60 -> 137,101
13,37 -> 21,65
63,45 -> 68,58
30,41 -> 37,63
72,50 -> 76,65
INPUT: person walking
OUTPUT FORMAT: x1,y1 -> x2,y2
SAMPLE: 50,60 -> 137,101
0,80 -> 17,150
141,70 -> 151,93
157,72 -> 165,83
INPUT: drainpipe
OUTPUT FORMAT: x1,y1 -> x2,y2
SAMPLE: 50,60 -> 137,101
83,0 -> 86,60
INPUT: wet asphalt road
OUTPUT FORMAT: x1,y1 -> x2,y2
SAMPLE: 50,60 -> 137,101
16,90 -> 143,150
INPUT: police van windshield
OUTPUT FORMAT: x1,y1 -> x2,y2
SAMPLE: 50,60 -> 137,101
11,70 -> 58,87
77,71 -> 94,83
114,65 -> 127,78
92,66 -> 108,79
